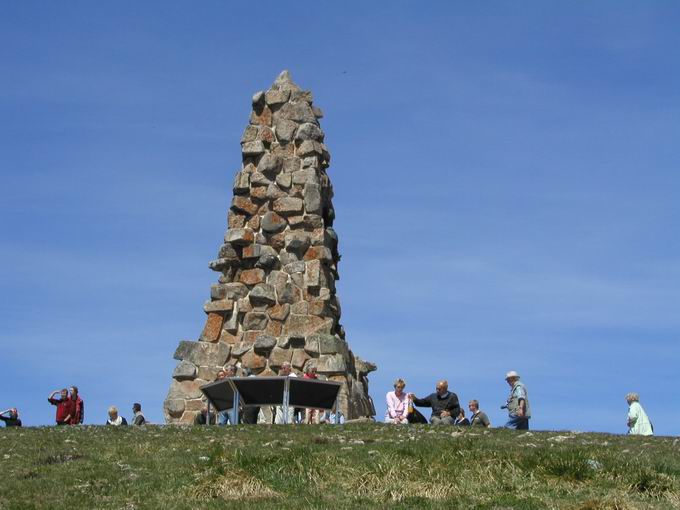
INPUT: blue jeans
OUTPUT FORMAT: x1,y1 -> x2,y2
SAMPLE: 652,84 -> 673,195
218,409 -> 235,425
504,415 -> 529,430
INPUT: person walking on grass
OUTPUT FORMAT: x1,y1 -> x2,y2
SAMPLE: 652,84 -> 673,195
0,408 -> 21,427
503,371 -> 531,430
48,388 -> 75,426
626,392 -> 653,436
409,380 -> 460,425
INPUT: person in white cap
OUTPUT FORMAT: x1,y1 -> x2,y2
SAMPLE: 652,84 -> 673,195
503,371 -> 531,429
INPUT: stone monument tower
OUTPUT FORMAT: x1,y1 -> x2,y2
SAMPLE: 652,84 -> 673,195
164,71 -> 376,423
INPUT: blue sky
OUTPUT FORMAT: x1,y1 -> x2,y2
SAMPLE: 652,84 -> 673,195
2,2 -> 679,434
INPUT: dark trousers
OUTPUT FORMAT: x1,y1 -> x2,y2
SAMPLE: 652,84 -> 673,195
242,407 -> 260,424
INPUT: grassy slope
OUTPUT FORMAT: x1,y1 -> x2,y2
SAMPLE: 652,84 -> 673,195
0,424 -> 679,509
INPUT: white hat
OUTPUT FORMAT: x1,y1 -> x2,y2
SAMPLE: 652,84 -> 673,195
505,370 -> 520,379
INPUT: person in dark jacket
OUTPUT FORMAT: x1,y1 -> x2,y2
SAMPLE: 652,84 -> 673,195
409,380 -> 460,425
453,408 -> 470,426
106,406 -> 127,426
0,408 -> 22,427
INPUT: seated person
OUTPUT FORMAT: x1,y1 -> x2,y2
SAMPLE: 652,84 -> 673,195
453,408 -> 470,426
217,364 -> 238,425
274,362 -> 297,424
131,403 -> 146,426
468,399 -> 491,428
106,406 -> 128,426
195,405 -> 217,425
409,380 -> 460,425
0,408 -> 21,427
385,378 -> 409,424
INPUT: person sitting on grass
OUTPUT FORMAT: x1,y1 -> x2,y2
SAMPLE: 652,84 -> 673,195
48,389 -> 75,426
385,378 -> 409,424
0,408 -> 21,427
468,400 -> 491,428
106,406 -> 127,426
409,380 -> 460,425
453,408 -> 470,426
132,403 -> 146,426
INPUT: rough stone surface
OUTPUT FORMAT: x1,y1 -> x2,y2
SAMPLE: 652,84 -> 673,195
164,71 -> 376,424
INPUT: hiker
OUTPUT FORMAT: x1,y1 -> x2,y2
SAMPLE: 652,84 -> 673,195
0,408 -> 22,427
304,364 -> 322,424
48,389 -> 75,426
217,364 -> 237,425
468,400 -> 491,428
106,406 -> 127,426
626,393 -> 653,436
502,371 -> 531,430
385,378 -> 409,424
453,408 -> 470,426
274,362 -> 297,424
131,403 -> 146,426
409,380 -> 460,425
69,386 -> 84,425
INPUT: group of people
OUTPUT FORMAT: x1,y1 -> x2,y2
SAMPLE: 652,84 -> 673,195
0,371 -> 655,435
385,371 -> 526,429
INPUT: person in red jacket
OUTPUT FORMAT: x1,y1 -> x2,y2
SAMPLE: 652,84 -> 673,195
48,389 -> 75,425
69,386 -> 84,424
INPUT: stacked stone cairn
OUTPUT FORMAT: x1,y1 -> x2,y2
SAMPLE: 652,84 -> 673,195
164,71 -> 377,424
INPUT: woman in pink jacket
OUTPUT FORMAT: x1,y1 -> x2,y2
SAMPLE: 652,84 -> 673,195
385,378 -> 409,424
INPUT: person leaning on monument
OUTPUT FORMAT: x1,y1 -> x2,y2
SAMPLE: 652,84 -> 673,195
409,380 -> 460,425
502,371 -> 531,430
274,362 -> 298,424
625,392 -> 653,436
0,408 -> 22,427
48,388 -> 75,426
385,378 -> 409,424
468,400 -> 491,428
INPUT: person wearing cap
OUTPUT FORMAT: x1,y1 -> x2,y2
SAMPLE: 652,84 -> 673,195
503,371 -> 531,430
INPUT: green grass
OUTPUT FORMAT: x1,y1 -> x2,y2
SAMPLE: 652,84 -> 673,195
1,424 -> 679,509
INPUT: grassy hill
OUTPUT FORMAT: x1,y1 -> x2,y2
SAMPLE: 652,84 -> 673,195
1,424 -> 678,509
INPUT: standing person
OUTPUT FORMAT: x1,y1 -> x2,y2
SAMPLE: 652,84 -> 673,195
48,389 -> 75,426
106,406 -> 127,426
468,400 -> 491,428
69,386 -> 84,425
304,365 -> 321,424
409,380 -> 460,425
453,408 -> 470,426
503,371 -> 531,430
131,403 -> 146,426
274,362 -> 297,424
0,408 -> 22,427
385,378 -> 409,424
241,367 -> 260,425
626,393 -> 653,436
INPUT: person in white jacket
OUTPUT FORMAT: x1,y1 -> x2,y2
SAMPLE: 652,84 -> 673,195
626,392 -> 653,436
